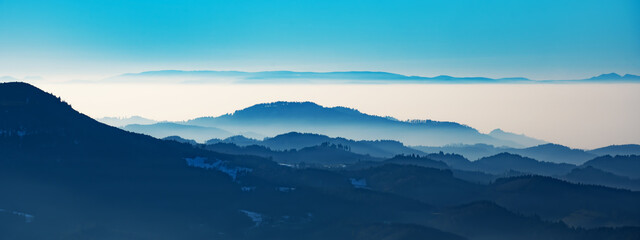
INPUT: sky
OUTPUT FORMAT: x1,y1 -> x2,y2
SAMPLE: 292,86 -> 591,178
1,0 -> 639,80
2,0 -> 640,148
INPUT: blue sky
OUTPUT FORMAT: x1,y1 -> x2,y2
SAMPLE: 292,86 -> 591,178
1,0 -> 639,80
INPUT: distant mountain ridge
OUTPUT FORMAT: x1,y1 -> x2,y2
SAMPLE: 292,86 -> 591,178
582,155 -> 640,179
488,129 -> 547,147
588,144 -> 640,156
208,132 -> 425,158
107,70 -> 532,84
414,143 -> 623,165
179,101 -> 523,147
104,70 -> 640,84
562,166 -> 640,191
587,73 -> 640,81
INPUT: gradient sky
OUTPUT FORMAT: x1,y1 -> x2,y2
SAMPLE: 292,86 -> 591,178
2,1 -> 640,148
1,0 -> 639,80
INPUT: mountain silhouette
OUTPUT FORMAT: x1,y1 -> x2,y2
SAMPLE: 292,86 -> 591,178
207,135 -> 262,146
106,70 -> 640,84
479,143 -> 597,165
205,142 -> 382,167
588,144 -> 640,156
471,153 -> 576,176
339,161 -> 640,229
2,82 -> 639,239
581,155 -> 640,179
0,82 -> 467,239
413,143 -> 510,160
587,73 -> 640,81
108,70 -> 533,84
425,201 -> 639,240
163,135 -> 198,145
342,164 -> 483,206
486,175 -> 640,228
416,143 -> 598,165
488,129 -> 547,147
212,132 -> 426,158
562,166 -> 640,191
181,101 -> 518,147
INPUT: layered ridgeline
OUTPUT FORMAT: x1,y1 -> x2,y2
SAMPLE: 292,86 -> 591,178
415,143 -> 640,164
104,70 -> 640,84
206,132 -> 425,158
200,136 -> 640,191
106,70 -> 532,84
118,101 -> 541,147
0,82 -> 459,240
3,82 -> 640,239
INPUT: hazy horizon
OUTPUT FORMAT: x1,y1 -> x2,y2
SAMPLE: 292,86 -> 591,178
29,82 -> 640,150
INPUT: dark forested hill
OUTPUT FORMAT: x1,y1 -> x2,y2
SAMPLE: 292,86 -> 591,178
211,132 -> 425,158
338,163 -> 640,229
472,153 -> 576,176
205,142 -> 383,167
581,155 -> 640,179
562,166 -> 640,191
1,82 -> 638,240
0,82 -> 460,240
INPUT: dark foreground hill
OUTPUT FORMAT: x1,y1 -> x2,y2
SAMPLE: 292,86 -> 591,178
339,164 -> 640,229
0,82 -> 459,240
1,82 -> 638,239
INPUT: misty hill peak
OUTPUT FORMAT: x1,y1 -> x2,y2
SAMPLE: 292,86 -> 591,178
530,143 -> 575,151
490,128 -> 506,134
591,73 -> 622,79
238,101 -> 361,114
214,101 -> 383,124
622,74 -> 640,79
269,131 -> 329,139
587,73 -> 640,80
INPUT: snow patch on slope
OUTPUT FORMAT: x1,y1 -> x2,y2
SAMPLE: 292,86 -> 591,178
277,187 -> 296,192
350,178 -> 368,189
0,129 -> 28,137
185,157 -> 252,181
0,208 -> 34,223
239,210 -> 263,226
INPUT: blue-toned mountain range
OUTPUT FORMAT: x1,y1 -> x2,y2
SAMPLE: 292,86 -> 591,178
2,82 -> 640,239
102,71 -> 640,84
116,101 -> 534,147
